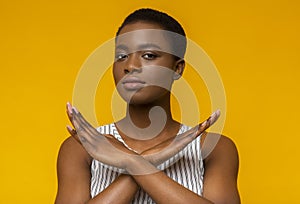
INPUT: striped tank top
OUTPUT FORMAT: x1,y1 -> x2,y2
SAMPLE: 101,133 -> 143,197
90,123 -> 204,203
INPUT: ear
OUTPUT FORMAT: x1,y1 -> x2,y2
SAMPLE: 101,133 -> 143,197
173,59 -> 185,80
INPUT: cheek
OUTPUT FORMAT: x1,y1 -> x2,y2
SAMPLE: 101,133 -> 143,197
112,65 -> 122,84
143,67 -> 175,90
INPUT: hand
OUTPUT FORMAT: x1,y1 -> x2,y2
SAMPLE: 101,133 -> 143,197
66,103 -> 140,170
66,102 -> 115,142
140,110 -> 220,166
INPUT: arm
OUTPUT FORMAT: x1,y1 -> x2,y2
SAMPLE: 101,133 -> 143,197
131,169 -> 214,204
122,155 -> 213,204
64,105 -> 223,203
55,136 -> 139,204
55,131 -> 215,204
56,103 -> 141,204
202,133 -> 241,204
55,136 -> 92,204
55,136 -> 212,204
88,174 -> 139,204
126,134 -> 240,204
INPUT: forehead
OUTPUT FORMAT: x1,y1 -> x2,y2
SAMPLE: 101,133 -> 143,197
116,22 -> 173,53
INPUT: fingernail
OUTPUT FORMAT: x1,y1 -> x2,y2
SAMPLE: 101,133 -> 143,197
66,125 -> 73,132
215,109 -> 221,117
72,107 -> 79,114
67,102 -> 73,113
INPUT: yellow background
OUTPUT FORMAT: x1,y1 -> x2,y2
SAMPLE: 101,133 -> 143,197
1,0 -> 299,203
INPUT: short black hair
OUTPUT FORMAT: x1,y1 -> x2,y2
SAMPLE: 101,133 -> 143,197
116,8 -> 187,59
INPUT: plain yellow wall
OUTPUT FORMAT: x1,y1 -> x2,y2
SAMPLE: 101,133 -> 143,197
1,0 -> 299,203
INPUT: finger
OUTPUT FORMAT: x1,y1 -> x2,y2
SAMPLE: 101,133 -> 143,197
143,110 -> 221,159
141,122 -> 201,155
78,134 -> 99,157
206,109 -> 221,127
66,102 -> 73,115
175,109 -> 221,145
71,112 -> 97,144
195,109 -> 221,135
67,125 -> 82,144
71,109 -> 113,149
73,107 -> 98,134
170,110 -> 221,153
70,106 -> 133,153
103,134 -> 115,139
140,124 -> 199,156
66,102 -> 72,118
164,109 -> 221,145
71,107 -> 100,137
66,102 -> 76,128
66,125 -> 77,136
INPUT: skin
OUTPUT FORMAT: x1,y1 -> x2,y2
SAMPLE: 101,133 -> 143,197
55,21 -> 240,204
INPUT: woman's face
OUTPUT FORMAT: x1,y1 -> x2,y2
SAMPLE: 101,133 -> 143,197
113,21 -> 184,105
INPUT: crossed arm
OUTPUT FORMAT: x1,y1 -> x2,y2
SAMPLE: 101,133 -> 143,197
55,105 -> 240,204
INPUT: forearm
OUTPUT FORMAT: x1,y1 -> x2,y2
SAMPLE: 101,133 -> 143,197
133,172 -> 213,204
127,158 -> 213,204
87,174 -> 139,204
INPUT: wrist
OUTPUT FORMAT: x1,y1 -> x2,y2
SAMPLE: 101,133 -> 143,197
125,155 -> 159,176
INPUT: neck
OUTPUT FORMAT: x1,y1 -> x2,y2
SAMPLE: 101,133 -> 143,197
116,94 -> 179,140
128,104 -> 170,127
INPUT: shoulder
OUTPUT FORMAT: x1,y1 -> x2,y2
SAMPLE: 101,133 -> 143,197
200,133 -> 240,203
58,136 -> 92,165
55,137 -> 93,204
57,136 -> 93,177
201,132 -> 239,164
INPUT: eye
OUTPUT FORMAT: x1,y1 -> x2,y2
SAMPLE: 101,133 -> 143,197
142,52 -> 158,60
115,53 -> 128,61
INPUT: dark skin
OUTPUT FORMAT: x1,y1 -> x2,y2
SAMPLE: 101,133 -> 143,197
55,21 -> 240,204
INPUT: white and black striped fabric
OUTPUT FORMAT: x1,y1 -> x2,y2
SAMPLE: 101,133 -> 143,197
90,123 -> 204,203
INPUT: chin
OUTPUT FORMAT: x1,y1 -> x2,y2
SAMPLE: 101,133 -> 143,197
117,86 -> 170,105
124,95 -> 154,105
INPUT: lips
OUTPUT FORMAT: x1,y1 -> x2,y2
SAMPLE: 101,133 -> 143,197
121,76 -> 146,90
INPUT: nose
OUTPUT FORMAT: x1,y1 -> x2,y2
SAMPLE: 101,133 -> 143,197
124,53 -> 142,74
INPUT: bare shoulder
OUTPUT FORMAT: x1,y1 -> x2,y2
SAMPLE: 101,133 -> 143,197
201,132 -> 239,165
58,136 -> 92,164
55,137 -> 92,204
200,133 -> 240,204
57,136 -> 93,180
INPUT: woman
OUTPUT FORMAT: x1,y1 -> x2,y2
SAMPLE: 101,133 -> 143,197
55,8 -> 240,204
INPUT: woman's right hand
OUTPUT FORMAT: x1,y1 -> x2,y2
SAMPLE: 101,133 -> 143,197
66,103 -> 143,170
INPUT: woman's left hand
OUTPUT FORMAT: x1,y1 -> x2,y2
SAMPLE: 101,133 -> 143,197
140,110 -> 220,166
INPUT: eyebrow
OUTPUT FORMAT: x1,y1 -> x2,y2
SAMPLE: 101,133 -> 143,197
116,43 -> 162,51
115,44 -> 128,51
138,43 -> 162,50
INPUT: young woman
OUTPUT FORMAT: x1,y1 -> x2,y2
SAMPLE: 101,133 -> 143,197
55,8 -> 240,204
